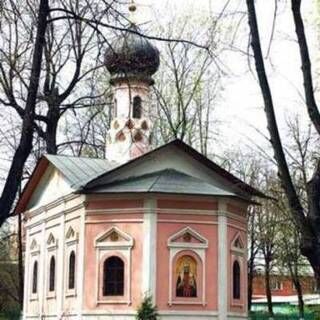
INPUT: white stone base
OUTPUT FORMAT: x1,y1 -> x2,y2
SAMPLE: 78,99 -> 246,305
24,311 -> 248,320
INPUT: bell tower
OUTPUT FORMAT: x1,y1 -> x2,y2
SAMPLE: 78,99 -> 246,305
104,5 -> 160,163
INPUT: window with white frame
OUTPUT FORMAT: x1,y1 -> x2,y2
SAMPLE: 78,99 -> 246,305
65,226 -> 78,296
30,239 -> 40,300
230,233 -> 245,305
46,232 -> 58,298
94,227 -> 133,305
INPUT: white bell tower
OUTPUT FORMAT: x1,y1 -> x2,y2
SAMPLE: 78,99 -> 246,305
104,4 -> 159,163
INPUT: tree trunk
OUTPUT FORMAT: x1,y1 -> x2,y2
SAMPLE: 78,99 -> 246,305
247,253 -> 254,311
0,0 -> 49,226
18,210 -> 24,308
45,110 -> 60,155
265,260 -> 274,317
291,0 -> 320,136
245,0 -> 320,287
295,279 -> 304,319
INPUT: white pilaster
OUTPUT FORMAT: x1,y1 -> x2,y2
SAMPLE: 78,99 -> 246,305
142,198 -> 157,302
77,207 -> 86,319
22,228 -> 30,319
57,213 -> 66,315
218,201 -> 228,320
39,221 -> 46,318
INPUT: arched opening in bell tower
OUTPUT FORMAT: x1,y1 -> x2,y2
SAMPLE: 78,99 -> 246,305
133,96 -> 142,118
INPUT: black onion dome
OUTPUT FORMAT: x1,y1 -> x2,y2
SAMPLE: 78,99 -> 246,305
105,25 -> 160,84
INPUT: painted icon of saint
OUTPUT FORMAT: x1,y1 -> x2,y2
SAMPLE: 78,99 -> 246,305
176,259 -> 197,297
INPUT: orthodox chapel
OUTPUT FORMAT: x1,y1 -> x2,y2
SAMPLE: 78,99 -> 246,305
17,10 -> 264,320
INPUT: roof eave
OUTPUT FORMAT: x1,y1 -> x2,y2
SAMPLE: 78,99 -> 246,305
14,157 -> 49,214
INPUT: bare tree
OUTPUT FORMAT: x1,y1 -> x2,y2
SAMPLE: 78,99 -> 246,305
246,0 -> 320,287
152,13 -> 221,155
0,0 -> 211,227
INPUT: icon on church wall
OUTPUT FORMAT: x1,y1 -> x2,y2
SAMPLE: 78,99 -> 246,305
175,255 -> 197,298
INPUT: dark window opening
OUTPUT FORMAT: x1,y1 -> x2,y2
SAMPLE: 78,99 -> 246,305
68,251 -> 76,290
32,261 -> 38,294
233,260 -> 240,299
49,256 -> 55,292
103,256 -> 124,296
133,96 -> 142,118
114,98 -> 117,118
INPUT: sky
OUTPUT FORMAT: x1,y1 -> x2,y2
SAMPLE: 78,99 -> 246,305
131,0 -> 319,155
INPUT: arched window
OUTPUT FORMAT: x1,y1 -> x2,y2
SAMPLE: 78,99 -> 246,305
32,261 -> 38,294
49,256 -> 55,292
233,260 -> 241,299
103,256 -> 124,296
133,96 -> 142,119
114,98 -> 117,118
176,255 -> 197,298
68,251 -> 76,290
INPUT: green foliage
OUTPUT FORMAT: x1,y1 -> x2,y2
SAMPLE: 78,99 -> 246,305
249,311 -> 315,320
136,295 -> 158,320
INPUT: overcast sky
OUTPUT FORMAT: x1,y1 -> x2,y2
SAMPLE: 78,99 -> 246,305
132,0 -> 319,155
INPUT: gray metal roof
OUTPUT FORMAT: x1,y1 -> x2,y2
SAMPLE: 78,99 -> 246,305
85,169 -> 238,197
45,155 -> 119,189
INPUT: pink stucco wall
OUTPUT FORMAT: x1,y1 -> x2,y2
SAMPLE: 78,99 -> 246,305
156,198 -> 219,311
83,199 -> 144,311
82,196 -> 248,315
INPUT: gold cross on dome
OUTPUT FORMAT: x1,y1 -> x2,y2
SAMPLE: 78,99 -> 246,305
128,0 -> 138,25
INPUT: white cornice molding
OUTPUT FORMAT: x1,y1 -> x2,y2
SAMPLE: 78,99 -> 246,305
26,203 -> 84,229
25,193 -> 80,217
85,207 -> 246,222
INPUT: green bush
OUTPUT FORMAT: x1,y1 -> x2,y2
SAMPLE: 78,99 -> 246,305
136,295 -> 158,320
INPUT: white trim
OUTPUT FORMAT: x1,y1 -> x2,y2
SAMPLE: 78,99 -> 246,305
25,193 -> 79,217
227,223 -> 247,233
96,250 -> 131,305
65,232 -> 78,297
86,219 -> 143,224
77,208 -> 86,319
57,214 -> 65,316
159,219 -> 217,225
26,202 -> 85,229
218,201 -> 228,320
159,311 -> 218,316
39,222 -> 46,318
23,229 -> 30,319
85,207 -> 246,221
142,198 -> 157,301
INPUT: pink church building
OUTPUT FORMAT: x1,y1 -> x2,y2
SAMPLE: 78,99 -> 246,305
17,17 -> 264,320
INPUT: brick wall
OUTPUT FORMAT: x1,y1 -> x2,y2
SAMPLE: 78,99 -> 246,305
252,274 -> 317,297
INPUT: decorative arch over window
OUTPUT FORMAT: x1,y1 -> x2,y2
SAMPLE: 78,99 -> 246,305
133,96 -> 142,119
103,256 -> 124,296
49,256 -> 55,292
47,233 -> 55,246
233,260 -> 241,299
176,255 -> 197,298
32,261 -> 38,294
68,251 -> 76,290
